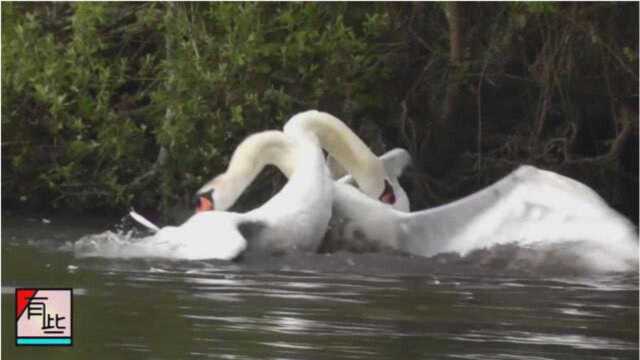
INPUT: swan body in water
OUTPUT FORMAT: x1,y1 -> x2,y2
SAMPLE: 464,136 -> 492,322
76,126 -> 333,260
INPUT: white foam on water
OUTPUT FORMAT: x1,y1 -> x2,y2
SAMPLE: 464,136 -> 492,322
74,211 -> 247,260
73,230 -> 176,259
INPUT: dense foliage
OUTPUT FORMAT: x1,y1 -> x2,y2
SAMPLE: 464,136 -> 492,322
2,3 -> 638,220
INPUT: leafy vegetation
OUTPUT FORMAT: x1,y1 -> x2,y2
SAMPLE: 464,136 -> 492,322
2,3 -> 637,221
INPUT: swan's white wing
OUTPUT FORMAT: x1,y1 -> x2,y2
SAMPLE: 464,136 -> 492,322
400,166 -> 638,271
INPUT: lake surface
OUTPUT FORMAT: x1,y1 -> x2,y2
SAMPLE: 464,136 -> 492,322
2,215 -> 638,359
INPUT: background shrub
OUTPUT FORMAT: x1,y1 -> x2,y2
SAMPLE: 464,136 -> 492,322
2,3 -> 637,222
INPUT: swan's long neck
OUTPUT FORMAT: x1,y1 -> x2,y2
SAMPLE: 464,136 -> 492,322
228,130 -> 294,176
284,110 -> 387,199
215,131 -> 296,209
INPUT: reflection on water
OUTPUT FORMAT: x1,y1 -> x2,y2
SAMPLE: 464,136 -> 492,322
2,215 -> 638,359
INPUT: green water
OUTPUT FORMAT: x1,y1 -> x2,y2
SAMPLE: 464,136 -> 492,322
2,215 -> 638,359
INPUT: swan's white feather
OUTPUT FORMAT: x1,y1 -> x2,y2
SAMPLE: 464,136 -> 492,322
129,209 -> 160,232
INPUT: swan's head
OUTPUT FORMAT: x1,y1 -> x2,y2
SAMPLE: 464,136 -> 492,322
354,162 -> 397,206
194,174 -> 237,212
357,175 -> 396,206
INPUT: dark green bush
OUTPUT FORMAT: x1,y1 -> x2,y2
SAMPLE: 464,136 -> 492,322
2,3 -> 637,220
2,3 -> 391,213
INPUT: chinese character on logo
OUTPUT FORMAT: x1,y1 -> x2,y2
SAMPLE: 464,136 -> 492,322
16,288 -> 73,346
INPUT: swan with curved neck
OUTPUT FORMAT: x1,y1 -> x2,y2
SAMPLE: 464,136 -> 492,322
196,110 -> 399,212
215,129 -> 332,254
92,127 -> 332,260
196,129 -> 298,213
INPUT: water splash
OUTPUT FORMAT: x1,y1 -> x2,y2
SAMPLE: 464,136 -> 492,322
73,230 -> 172,259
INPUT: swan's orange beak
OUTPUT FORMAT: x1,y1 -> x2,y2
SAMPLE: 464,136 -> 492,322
196,196 -> 214,213
379,180 -> 396,205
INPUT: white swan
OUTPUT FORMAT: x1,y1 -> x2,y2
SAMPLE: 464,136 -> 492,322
178,128 -> 333,257
77,127 -> 333,260
324,164 -> 638,272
